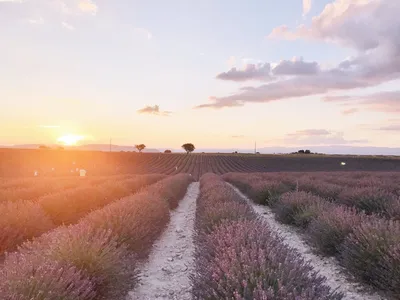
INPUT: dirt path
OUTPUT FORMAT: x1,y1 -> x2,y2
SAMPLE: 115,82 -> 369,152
228,184 -> 386,300
128,182 -> 199,300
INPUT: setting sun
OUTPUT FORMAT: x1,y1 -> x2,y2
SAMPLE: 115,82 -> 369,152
57,134 -> 84,146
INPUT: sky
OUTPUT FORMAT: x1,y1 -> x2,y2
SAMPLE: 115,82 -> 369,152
1,0 -> 399,151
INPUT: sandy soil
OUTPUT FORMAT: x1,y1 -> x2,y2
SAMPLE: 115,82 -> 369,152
228,184 -> 386,300
128,182 -> 199,300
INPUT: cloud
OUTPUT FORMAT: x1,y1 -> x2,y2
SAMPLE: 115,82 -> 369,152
280,129 -> 368,145
194,96 -> 244,109
287,129 -> 330,136
378,124 -> 400,131
216,63 -> 272,82
322,90 -> 400,113
137,105 -> 171,116
198,68 -> 370,109
62,21 -> 75,31
272,57 -> 319,75
342,108 -> 358,115
197,0 -> 400,109
134,27 -> 153,40
303,0 -> 312,16
215,57 -> 319,82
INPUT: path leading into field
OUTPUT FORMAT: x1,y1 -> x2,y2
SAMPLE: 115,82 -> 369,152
229,184 -> 386,300
128,182 -> 199,300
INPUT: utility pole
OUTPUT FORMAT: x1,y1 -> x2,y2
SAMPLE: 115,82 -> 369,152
109,138 -> 112,153
254,141 -> 257,154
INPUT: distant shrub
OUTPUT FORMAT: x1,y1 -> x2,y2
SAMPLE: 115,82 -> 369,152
340,218 -> 400,293
274,191 -> 325,227
0,201 -> 54,254
307,206 -> 365,256
337,187 -> 397,216
164,150 -> 172,153
0,253 -> 96,300
192,220 -> 342,300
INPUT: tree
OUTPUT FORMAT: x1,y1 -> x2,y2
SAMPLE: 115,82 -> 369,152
135,144 -> 146,153
305,149 -> 311,154
164,150 -> 172,153
182,143 -> 195,154
298,150 -> 305,154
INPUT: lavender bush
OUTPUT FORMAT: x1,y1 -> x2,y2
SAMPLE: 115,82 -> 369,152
0,253 -> 96,300
273,191 -> 325,227
307,206 -> 365,256
0,174 -> 192,299
39,174 -> 165,225
196,173 -> 256,234
337,186 -> 397,216
150,173 -> 193,209
340,218 -> 400,294
81,174 -> 191,257
223,173 -> 291,206
0,200 -> 54,255
20,226 -> 135,300
194,174 -> 342,299
192,220 -> 343,300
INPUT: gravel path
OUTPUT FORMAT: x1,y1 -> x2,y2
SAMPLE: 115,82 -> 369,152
128,182 -> 199,300
229,184 -> 386,300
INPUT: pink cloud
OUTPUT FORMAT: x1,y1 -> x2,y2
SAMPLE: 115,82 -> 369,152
197,0 -> 400,110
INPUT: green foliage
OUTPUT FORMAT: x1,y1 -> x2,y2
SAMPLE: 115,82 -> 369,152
135,144 -> 146,152
182,143 -> 195,154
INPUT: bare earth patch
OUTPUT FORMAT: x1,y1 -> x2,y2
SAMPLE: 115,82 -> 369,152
128,182 -> 199,300
229,184 -> 387,300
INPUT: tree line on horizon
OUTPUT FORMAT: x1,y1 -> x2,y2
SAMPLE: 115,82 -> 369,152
134,143 -> 196,154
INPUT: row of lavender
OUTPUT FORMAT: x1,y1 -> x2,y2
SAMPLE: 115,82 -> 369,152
223,172 -> 400,297
0,175 -> 137,203
0,173 -> 194,299
0,174 -> 167,256
228,171 -> 400,219
192,173 -> 343,299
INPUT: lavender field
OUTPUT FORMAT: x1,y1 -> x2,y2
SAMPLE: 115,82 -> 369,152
0,171 -> 399,299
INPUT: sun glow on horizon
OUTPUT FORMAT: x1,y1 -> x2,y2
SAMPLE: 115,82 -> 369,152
57,134 -> 85,146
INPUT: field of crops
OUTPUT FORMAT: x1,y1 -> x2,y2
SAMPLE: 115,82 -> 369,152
1,148 -> 400,179
0,170 -> 399,299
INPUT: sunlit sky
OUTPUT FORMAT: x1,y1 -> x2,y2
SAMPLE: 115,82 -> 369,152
1,0 -> 399,150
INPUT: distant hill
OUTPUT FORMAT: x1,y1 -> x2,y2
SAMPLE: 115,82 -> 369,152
75,144 -> 160,153
0,144 -> 160,153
